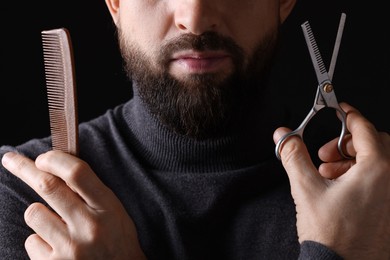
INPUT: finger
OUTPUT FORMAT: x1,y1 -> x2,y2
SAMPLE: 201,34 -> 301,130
24,202 -> 68,249
273,127 -> 326,195
2,152 -> 86,220
25,234 -> 52,260
318,160 -> 355,179
339,102 -> 381,159
318,134 -> 355,162
35,151 -> 116,210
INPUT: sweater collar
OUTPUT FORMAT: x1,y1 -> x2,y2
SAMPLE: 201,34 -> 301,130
122,86 -> 285,173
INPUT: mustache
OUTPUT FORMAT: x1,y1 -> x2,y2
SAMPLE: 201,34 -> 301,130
158,31 -> 245,66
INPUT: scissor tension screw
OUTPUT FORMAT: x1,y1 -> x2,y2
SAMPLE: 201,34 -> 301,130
323,84 -> 334,93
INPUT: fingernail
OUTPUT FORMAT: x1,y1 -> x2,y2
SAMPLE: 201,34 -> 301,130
1,152 -> 15,167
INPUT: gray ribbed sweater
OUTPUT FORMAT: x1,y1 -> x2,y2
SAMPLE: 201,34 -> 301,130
0,91 -> 342,259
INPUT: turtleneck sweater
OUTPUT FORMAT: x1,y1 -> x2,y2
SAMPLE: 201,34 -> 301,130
0,90 -> 342,259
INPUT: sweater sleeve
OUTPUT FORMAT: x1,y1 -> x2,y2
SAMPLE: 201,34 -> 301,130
0,143 -> 50,259
0,148 -> 32,259
298,240 -> 343,260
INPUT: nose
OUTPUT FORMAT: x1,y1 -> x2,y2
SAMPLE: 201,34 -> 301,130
174,0 -> 219,35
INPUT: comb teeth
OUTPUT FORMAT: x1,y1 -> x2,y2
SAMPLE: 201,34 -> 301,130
42,28 -> 79,156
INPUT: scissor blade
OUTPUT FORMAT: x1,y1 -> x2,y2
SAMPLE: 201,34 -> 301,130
301,21 -> 330,85
328,13 -> 346,80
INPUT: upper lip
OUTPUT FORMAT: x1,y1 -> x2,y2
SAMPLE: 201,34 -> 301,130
171,50 -> 231,61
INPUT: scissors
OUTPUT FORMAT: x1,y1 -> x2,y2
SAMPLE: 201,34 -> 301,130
275,13 -> 353,161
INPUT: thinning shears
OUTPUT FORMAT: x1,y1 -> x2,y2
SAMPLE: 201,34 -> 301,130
275,13 -> 352,161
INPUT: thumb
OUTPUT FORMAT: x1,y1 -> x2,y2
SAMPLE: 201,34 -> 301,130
273,127 -> 326,196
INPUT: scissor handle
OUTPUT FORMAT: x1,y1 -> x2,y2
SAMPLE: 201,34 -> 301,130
275,106 -> 353,161
275,108 -> 316,160
333,106 -> 353,160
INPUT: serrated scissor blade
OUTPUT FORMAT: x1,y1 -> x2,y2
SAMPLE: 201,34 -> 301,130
301,21 -> 330,85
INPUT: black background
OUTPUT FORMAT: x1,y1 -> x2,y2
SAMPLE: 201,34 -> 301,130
1,1 -> 389,147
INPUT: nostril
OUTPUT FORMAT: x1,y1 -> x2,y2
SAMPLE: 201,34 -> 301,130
177,24 -> 187,30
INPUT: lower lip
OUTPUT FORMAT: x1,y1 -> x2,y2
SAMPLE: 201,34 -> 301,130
171,56 -> 232,74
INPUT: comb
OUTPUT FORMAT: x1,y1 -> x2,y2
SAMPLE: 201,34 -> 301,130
41,28 -> 79,156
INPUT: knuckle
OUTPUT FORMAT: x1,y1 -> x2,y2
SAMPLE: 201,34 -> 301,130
36,174 -> 62,196
80,213 -> 101,235
85,223 -> 101,242
281,137 -> 304,165
357,118 -> 377,134
35,150 -> 55,166
66,160 -> 89,183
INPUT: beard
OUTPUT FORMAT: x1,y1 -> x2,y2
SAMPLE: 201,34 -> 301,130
117,28 -> 279,139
